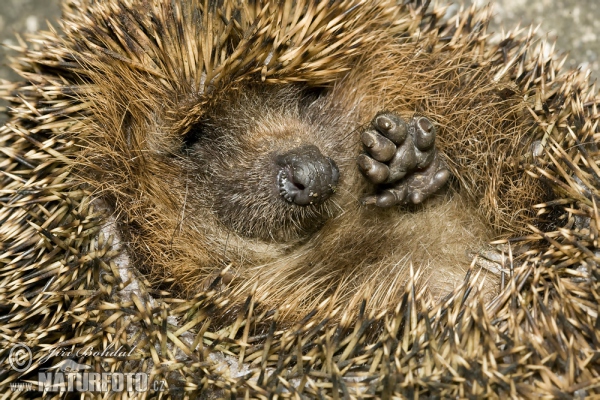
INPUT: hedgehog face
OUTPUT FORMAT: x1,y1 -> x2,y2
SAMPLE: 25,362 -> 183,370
181,86 -> 351,242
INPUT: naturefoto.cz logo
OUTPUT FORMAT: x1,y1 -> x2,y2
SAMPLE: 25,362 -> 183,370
8,343 -> 162,393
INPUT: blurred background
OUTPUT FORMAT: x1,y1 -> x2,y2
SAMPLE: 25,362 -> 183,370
470,0 -> 600,75
0,0 -> 598,88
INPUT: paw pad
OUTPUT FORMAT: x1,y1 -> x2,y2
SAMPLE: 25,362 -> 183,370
358,112 -> 450,207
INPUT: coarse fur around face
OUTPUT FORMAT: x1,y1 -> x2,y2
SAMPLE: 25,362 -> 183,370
53,0 -> 543,319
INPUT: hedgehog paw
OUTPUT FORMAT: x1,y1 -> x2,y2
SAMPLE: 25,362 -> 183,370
358,112 -> 450,207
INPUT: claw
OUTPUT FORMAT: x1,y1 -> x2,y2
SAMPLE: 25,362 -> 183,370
378,188 -> 408,207
387,143 -> 416,182
361,129 -> 396,162
373,113 -> 408,144
414,116 -> 436,151
361,187 -> 407,208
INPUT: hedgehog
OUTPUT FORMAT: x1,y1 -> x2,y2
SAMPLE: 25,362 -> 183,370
1,0 -> 599,397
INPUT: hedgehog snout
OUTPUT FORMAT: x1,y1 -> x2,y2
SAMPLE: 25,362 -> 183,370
275,145 -> 339,206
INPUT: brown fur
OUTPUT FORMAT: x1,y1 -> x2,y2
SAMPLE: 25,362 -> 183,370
54,0 -> 547,319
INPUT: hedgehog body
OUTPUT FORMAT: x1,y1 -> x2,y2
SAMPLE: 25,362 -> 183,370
46,0 -> 530,315
1,0 -> 599,397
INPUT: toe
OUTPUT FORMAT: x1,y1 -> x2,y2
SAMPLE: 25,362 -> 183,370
408,191 -> 424,204
386,142 -> 417,182
413,116 -> 436,151
361,187 -> 408,208
358,154 -> 390,184
361,130 -> 396,162
377,188 -> 408,207
406,161 -> 450,204
373,113 -> 408,145
431,169 -> 450,190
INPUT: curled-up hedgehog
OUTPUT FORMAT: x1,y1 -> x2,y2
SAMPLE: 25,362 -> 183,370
1,0 -> 600,397
44,0 -> 527,314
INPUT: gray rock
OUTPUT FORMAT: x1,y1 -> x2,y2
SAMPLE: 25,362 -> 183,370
472,0 -> 600,78
0,0 -> 61,81
0,0 -> 61,122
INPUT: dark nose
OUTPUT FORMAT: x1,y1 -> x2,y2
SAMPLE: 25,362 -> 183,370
276,145 -> 339,206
